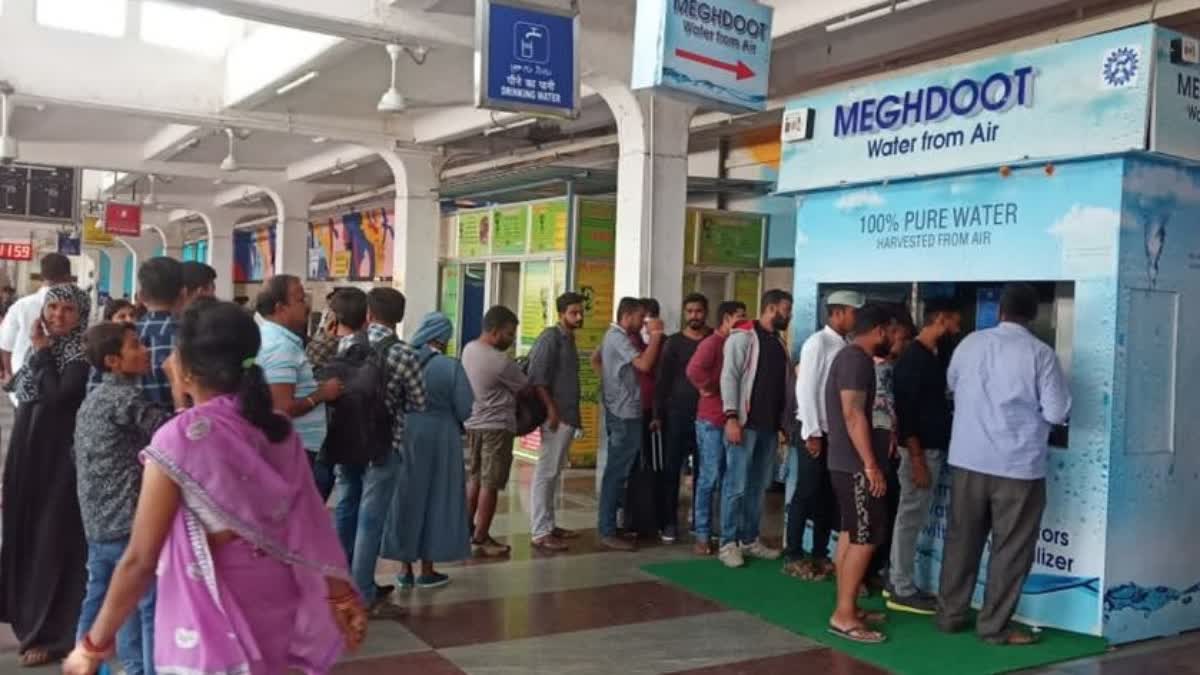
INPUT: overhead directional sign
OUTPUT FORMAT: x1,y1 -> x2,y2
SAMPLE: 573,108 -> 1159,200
475,0 -> 580,119
632,0 -> 773,112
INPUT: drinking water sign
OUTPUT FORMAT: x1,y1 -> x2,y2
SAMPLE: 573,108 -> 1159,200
475,0 -> 580,119
632,0 -> 773,112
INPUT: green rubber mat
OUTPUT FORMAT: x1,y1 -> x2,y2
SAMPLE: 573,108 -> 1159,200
643,559 -> 1107,675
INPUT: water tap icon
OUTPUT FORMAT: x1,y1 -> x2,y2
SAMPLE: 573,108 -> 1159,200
515,21 -> 550,64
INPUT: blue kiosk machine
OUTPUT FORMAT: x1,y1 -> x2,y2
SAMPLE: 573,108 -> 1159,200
776,24 -> 1200,643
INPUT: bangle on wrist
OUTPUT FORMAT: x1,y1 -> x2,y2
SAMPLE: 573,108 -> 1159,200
306,395 -> 318,408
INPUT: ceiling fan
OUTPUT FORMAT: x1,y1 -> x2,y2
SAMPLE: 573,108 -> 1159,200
219,127 -> 286,172
376,44 -> 471,114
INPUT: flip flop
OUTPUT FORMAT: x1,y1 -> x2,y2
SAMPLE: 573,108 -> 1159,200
857,610 -> 888,625
828,624 -> 887,644
984,629 -> 1040,646
18,648 -> 54,668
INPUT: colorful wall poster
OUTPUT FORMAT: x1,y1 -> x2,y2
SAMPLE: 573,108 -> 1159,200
778,25 -> 1155,193
492,205 -> 529,255
530,199 -> 568,253
520,260 -> 553,351
349,209 -> 394,281
458,211 -> 491,258
696,211 -> 763,268
576,199 -> 616,259
793,159 -> 1126,637
308,216 -> 350,281
1104,157 -> 1200,643
439,264 -> 461,356
233,225 -> 275,283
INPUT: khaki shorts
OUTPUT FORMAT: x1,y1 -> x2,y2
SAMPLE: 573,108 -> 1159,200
467,429 -> 515,491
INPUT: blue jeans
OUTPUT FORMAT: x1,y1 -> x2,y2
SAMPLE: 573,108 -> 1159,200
333,450 -> 400,604
719,427 -> 778,546
308,450 -> 335,502
598,412 -> 642,537
693,420 -> 726,541
77,538 -> 156,675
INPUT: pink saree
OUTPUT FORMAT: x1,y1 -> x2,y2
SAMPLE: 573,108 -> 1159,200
142,395 -> 350,674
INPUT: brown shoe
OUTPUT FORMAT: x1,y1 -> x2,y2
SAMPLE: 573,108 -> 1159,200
532,535 -> 569,552
368,598 -> 406,621
693,541 -> 714,556
600,535 -> 637,552
552,527 -> 580,540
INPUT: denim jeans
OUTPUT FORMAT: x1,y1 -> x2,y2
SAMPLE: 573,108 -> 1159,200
693,420 -> 726,541
598,412 -> 642,537
719,427 -> 777,546
889,448 -> 946,596
77,538 -> 156,675
308,450 -> 335,502
334,450 -> 400,604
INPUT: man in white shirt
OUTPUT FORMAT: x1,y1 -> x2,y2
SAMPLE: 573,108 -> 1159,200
782,290 -> 865,578
0,253 -> 73,394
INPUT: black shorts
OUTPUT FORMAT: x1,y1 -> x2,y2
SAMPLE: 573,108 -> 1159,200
830,470 -> 889,546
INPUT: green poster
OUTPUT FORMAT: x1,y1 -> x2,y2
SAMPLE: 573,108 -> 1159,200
734,271 -> 761,318
520,260 -> 553,351
530,200 -> 568,253
684,211 -> 698,264
576,199 -> 616,259
440,265 -> 461,356
697,212 -> 764,268
492,205 -> 528,255
458,211 -> 490,257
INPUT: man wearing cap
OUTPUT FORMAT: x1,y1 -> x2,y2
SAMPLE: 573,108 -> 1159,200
784,290 -> 866,580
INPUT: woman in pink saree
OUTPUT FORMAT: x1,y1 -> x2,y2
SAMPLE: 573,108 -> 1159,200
64,299 -> 366,675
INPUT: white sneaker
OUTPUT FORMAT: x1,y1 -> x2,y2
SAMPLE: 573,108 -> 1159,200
741,540 -> 782,560
718,543 -> 745,569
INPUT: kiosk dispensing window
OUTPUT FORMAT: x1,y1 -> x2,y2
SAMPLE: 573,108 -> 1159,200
815,281 -> 1074,447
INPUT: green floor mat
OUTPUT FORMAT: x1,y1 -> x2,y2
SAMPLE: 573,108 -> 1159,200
643,559 -> 1107,675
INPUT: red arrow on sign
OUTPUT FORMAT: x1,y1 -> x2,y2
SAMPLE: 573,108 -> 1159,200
674,48 -> 755,80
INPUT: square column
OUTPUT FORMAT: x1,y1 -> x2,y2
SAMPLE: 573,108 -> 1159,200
609,91 -> 694,329
266,185 -> 320,279
379,150 -> 440,338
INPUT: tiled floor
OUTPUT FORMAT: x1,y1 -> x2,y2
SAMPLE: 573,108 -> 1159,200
3,449 -> 1200,673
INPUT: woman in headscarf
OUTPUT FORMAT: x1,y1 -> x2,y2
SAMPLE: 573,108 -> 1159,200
382,311 -> 473,588
63,299 -> 365,675
0,285 -> 91,667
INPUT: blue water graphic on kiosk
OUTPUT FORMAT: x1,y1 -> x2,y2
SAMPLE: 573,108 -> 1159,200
1105,582 -> 1200,618
661,67 -> 767,108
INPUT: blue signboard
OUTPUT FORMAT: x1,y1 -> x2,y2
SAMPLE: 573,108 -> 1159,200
1151,28 -> 1200,162
57,232 -> 81,256
777,25 -> 1155,194
476,0 -> 579,118
632,0 -> 773,112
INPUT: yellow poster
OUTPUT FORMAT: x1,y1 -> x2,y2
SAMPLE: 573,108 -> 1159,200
734,271 -> 761,317
530,200 -> 568,253
331,251 -> 351,278
82,216 -> 113,247
575,260 -> 614,351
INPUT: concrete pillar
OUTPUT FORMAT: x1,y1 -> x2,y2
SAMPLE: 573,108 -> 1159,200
378,149 -> 440,338
191,207 -> 243,301
597,84 -> 694,329
263,185 -> 319,279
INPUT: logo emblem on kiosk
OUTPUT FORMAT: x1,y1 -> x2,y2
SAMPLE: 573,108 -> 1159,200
1101,46 -> 1141,88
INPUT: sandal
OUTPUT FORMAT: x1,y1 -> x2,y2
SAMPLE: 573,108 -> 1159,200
828,623 -> 887,644
782,559 -> 819,581
857,610 -> 888,626
18,648 -> 55,668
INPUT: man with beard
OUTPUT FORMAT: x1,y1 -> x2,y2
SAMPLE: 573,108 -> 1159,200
718,289 -> 794,568
824,303 -> 897,644
652,293 -> 712,543
527,292 -> 586,552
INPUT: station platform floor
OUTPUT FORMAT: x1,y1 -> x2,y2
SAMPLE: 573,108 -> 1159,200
1,402 -> 1198,672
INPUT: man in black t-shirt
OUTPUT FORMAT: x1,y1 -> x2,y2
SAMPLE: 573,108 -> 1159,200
825,304 -> 897,644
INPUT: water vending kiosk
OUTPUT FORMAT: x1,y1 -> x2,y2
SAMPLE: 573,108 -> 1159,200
777,24 -> 1200,643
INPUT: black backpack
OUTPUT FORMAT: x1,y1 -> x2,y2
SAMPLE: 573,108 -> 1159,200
513,354 -> 547,436
320,333 -> 399,466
